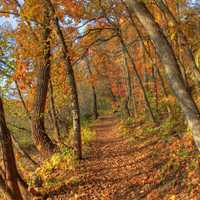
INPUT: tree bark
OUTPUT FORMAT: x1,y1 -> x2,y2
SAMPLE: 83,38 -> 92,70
31,5 -> 56,155
125,0 -> 200,150
44,0 -> 82,159
0,97 -> 23,200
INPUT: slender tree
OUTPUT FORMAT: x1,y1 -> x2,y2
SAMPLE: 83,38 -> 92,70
44,0 -> 82,159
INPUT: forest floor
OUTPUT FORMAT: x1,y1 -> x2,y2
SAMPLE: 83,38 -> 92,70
52,115 -> 200,200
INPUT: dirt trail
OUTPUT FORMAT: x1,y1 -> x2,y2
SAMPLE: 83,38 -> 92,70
56,115 -> 180,200
55,115 -> 160,200
71,115 -> 133,199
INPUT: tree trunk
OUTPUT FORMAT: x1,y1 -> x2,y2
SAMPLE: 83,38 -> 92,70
0,98 -> 23,200
49,80 -> 61,141
85,57 -> 99,119
125,0 -> 200,150
45,0 -> 82,159
31,6 -> 56,155
91,86 -> 98,119
123,51 -> 134,117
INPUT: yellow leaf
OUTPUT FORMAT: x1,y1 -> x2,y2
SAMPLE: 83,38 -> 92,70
168,20 -> 174,27
169,195 -> 176,200
170,32 -> 176,41
195,48 -> 200,68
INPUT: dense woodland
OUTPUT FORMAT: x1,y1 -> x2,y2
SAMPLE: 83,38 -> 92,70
0,0 -> 200,199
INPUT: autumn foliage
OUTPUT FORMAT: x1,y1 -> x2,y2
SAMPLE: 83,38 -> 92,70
0,0 -> 200,199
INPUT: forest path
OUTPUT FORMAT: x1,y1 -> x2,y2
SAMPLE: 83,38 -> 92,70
57,114 -> 162,200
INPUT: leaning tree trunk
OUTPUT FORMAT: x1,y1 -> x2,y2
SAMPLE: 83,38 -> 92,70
31,6 -> 56,155
44,0 -> 82,159
125,0 -> 200,150
0,98 -> 23,200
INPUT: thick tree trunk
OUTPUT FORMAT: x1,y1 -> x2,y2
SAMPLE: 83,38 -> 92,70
85,57 -> 99,119
45,0 -> 82,159
125,0 -> 200,150
31,6 -> 56,155
0,98 -> 23,200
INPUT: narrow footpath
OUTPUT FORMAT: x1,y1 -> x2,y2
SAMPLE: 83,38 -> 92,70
56,115 -> 196,200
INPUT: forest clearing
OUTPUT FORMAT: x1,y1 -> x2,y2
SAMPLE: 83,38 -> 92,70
0,0 -> 200,199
